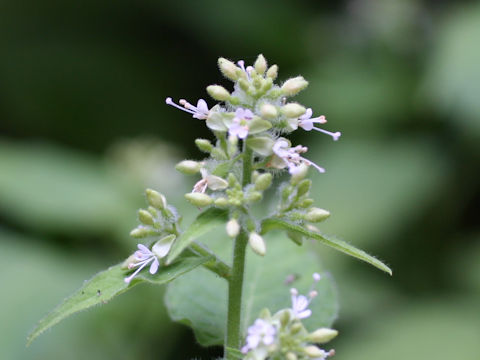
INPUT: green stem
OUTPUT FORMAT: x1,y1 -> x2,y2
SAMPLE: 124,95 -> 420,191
189,241 -> 231,278
225,141 -> 253,359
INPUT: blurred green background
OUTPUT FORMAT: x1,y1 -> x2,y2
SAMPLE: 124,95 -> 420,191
1,0 -> 479,359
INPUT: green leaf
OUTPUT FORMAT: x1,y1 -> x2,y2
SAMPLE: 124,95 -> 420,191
27,256 -> 209,346
165,232 -> 338,346
166,207 -> 229,264
261,218 -> 392,275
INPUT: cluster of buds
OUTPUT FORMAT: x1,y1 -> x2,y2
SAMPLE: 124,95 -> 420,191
242,273 -> 337,360
165,55 -> 340,258
123,189 -> 180,283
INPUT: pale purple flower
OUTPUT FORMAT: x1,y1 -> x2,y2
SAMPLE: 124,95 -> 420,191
229,108 -> 254,139
241,319 -> 277,354
272,138 -> 325,174
298,108 -> 341,141
165,97 -> 209,120
124,244 -> 159,284
290,272 -> 322,319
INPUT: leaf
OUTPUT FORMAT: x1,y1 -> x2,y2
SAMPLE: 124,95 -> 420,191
27,256 -> 209,345
166,207 -> 229,264
165,232 -> 339,346
261,218 -> 392,275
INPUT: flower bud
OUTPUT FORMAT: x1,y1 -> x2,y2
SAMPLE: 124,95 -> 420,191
305,208 -> 330,223
147,206 -> 158,218
303,346 -> 327,358
249,232 -> 266,256
206,85 -> 230,101
146,189 -> 167,210
296,179 -> 312,197
175,160 -> 202,175
254,173 -> 273,191
266,64 -> 278,80
218,57 -> 240,81
195,138 -> 213,153
184,192 -> 213,207
298,198 -> 314,208
308,328 -> 338,344
281,76 -> 309,96
279,309 -> 291,327
247,191 -> 262,203
290,163 -> 309,184
122,254 -> 137,269
138,209 -> 154,226
281,103 -> 306,118
254,54 -> 267,75
214,197 -> 228,207
286,352 -> 298,360
290,322 -> 303,334
130,226 -> 154,238
260,103 -> 278,119
226,218 -> 240,238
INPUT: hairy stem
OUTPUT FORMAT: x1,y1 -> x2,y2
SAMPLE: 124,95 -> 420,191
225,142 -> 253,359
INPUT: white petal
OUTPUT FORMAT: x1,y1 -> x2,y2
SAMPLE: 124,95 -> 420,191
206,175 -> 228,190
149,258 -> 159,274
152,234 -> 176,258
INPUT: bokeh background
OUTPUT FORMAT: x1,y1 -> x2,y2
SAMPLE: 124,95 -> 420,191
1,0 -> 479,359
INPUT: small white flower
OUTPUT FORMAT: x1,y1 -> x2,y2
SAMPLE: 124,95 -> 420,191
165,97 -> 209,119
124,244 -> 159,284
241,319 -> 277,354
298,108 -> 341,141
228,108 -> 254,139
272,139 -> 325,174
193,168 -> 228,193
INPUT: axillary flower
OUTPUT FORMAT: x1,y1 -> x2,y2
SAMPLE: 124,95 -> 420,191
272,138 -> 325,175
193,168 -> 228,193
241,319 -> 277,355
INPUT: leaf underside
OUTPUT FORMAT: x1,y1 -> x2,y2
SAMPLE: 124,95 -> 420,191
261,218 -> 392,275
166,207 -> 229,264
27,256 -> 209,345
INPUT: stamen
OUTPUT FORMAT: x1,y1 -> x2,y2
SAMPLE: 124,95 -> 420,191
124,257 -> 154,284
165,97 -> 196,116
301,157 -> 326,173
312,127 -> 341,141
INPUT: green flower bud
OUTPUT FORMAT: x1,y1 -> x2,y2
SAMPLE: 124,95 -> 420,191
138,209 -> 154,226
259,308 -> 271,320
254,173 -> 273,191
147,206 -> 158,218
247,191 -> 262,203
279,309 -> 291,327
249,232 -> 266,256
286,352 -> 298,360
298,198 -> 314,208
281,103 -> 306,118
130,226 -> 154,238
290,163 -> 309,184
226,218 -> 240,238
305,208 -> 330,223
122,254 -> 137,269
214,197 -> 228,207
281,76 -> 309,96
184,192 -> 213,207
146,189 -> 167,210
266,64 -> 278,80
254,54 -> 267,75
206,85 -> 230,101
260,103 -> 278,119
195,138 -> 213,153
303,346 -> 327,358
296,179 -> 312,197
307,328 -> 338,344
239,78 -> 250,92
175,160 -> 202,175
218,57 -> 240,81
290,322 -> 303,334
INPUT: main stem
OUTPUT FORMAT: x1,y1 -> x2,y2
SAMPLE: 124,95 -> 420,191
225,144 -> 253,359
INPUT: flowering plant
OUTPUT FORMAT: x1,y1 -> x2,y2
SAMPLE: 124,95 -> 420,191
28,55 -> 391,359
